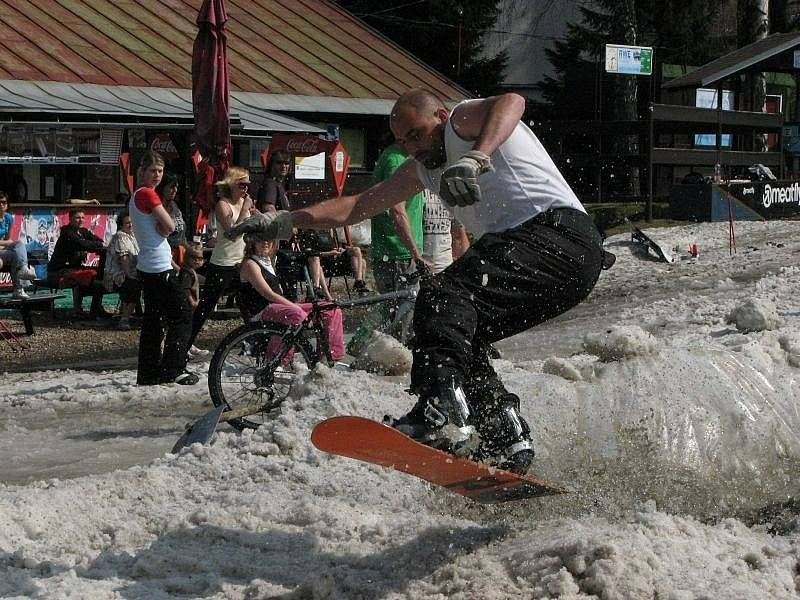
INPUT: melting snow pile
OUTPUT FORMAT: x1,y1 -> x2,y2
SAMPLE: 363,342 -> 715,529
1,220 -> 800,598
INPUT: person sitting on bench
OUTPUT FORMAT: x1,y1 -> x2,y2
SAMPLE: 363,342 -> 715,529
103,211 -> 141,330
0,191 -> 36,298
299,229 -> 371,297
47,208 -> 110,320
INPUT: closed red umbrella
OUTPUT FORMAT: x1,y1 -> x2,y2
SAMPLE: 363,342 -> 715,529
192,0 -> 230,216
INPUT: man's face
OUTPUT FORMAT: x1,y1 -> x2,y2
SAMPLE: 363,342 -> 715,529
70,212 -> 85,228
271,155 -> 290,178
391,105 -> 448,169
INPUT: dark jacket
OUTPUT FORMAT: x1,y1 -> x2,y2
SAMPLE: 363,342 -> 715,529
48,225 -> 104,272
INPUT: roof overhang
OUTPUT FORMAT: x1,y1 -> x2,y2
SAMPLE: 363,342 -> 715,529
233,91 -> 396,116
663,32 -> 800,90
0,80 -> 327,134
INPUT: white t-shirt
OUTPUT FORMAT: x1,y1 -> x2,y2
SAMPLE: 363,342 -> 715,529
416,99 -> 585,238
422,190 -> 453,273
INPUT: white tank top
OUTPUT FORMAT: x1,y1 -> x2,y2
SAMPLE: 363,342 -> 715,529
129,188 -> 172,273
416,99 -> 585,238
210,200 -> 246,266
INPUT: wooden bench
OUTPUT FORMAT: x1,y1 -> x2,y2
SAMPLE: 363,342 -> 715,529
0,293 -> 64,335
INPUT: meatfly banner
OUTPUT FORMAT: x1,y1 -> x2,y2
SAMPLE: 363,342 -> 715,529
725,181 -> 800,219
0,208 -> 116,289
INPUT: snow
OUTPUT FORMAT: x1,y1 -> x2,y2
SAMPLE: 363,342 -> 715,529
2,219 -> 800,598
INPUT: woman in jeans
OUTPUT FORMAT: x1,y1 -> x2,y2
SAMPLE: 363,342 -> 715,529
0,191 -> 36,298
186,167 -> 253,358
129,151 -> 197,386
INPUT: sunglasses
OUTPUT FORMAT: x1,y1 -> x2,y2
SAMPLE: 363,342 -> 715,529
238,182 -> 250,189
276,160 -> 291,165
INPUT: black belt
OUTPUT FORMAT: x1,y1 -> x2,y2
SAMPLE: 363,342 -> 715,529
529,206 -> 587,229
137,269 -> 175,281
528,207 -> 616,270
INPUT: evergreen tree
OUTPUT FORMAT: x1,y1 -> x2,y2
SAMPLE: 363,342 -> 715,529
533,0 -> 727,198
535,0 -> 727,119
335,1 -> 507,96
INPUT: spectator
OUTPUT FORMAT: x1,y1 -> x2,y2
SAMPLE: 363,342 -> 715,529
257,150 -> 315,299
103,211 -> 141,331
179,242 -> 204,363
369,141 -> 430,342
300,229 -> 370,296
238,233 -> 344,360
181,241 -> 204,311
130,151 -> 197,386
257,150 -> 291,212
422,190 -> 470,273
186,167 -> 253,359
0,191 -> 36,298
156,172 -> 187,267
47,208 -> 110,319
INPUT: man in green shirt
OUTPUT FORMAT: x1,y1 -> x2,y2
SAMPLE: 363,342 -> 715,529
368,143 -> 430,343
370,143 -> 427,291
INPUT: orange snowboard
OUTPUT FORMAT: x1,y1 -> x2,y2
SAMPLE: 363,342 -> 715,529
311,416 -> 566,503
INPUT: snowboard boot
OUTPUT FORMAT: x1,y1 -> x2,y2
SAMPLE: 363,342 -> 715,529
385,380 -> 476,455
472,393 -> 535,475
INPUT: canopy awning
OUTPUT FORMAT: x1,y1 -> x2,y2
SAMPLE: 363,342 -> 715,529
0,80 -> 326,134
663,32 -> 800,90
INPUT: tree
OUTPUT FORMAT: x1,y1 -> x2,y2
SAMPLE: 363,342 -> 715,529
334,1 -> 508,96
533,0 -> 727,198
535,0 -> 727,119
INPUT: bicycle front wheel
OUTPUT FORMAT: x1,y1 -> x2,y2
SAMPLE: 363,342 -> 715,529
208,321 -> 317,431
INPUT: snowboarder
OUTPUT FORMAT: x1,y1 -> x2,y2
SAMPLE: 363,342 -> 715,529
228,89 -> 605,474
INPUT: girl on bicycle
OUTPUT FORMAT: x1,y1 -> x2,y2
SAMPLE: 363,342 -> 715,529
238,233 -> 345,361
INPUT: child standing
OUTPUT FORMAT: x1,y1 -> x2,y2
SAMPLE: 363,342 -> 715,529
180,242 -> 205,357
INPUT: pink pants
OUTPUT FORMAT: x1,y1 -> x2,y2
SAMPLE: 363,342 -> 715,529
260,302 -> 345,361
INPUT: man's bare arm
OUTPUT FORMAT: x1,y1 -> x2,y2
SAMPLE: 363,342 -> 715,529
292,161 -> 423,230
389,202 -> 423,261
450,93 -> 526,154
451,221 -> 470,260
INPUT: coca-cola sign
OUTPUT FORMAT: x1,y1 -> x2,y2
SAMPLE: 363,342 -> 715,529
150,134 -> 178,159
285,137 -> 322,154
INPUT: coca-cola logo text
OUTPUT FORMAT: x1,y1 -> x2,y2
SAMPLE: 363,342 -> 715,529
285,138 -> 322,153
150,135 -> 178,157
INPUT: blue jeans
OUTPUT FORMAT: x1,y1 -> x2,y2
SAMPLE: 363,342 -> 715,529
0,240 -> 29,290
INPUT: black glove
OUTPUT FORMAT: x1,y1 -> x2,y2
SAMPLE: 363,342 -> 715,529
225,211 -> 294,242
439,150 -> 493,207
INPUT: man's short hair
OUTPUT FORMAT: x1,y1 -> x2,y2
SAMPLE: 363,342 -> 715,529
392,89 -> 446,117
69,208 -> 85,219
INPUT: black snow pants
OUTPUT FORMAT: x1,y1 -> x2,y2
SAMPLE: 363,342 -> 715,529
410,207 -> 604,408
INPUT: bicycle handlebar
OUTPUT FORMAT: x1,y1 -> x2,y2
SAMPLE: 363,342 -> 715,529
310,267 -> 426,311
334,288 -> 417,310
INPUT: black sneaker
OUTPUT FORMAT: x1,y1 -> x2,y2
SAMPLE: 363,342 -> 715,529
174,370 -> 199,386
385,381 -> 476,454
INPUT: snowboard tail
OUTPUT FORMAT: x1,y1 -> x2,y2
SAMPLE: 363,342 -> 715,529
312,416 -> 565,503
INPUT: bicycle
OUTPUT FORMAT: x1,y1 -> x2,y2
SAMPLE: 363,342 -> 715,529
208,274 -> 421,432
